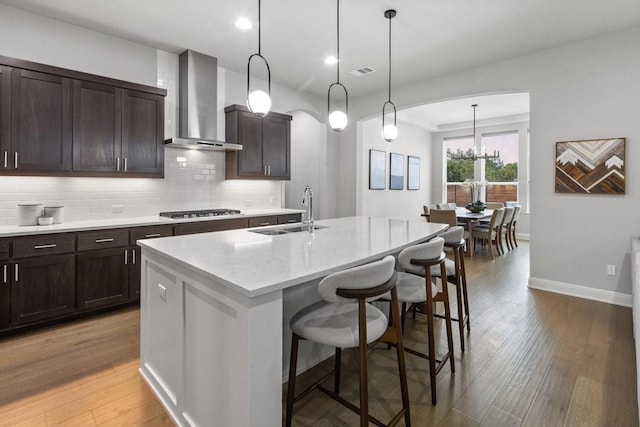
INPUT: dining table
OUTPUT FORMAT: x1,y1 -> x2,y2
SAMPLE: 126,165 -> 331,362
422,208 -> 494,256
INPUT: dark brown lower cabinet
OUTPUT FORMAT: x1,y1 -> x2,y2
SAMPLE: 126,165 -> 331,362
0,258 -> 10,329
76,247 -> 129,310
130,247 -> 141,301
10,254 -> 75,325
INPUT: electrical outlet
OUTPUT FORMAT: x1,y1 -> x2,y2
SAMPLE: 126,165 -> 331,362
606,264 -> 616,277
111,204 -> 124,213
158,284 -> 167,301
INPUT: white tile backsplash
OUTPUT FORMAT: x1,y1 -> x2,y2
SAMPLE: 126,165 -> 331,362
0,149 -> 283,225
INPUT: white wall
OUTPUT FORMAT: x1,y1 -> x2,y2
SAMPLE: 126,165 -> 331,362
340,25 -> 640,299
359,118 -> 432,220
0,4 -> 329,225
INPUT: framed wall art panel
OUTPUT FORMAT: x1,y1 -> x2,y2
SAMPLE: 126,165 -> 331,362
390,153 -> 404,190
555,137 -> 625,194
369,149 -> 386,190
407,155 -> 420,190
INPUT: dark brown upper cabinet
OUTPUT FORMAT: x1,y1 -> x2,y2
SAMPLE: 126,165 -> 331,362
0,55 -> 166,178
11,68 -> 72,173
225,104 -> 292,180
72,80 -> 122,173
121,89 -> 164,176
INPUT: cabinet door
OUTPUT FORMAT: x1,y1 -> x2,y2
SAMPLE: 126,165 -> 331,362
72,80 -> 121,173
11,254 -> 75,325
0,66 -> 10,169
237,111 -> 265,177
130,247 -> 141,301
121,90 -> 164,176
11,68 -> 72,172
173,218 -> 249,236
263,116 -> 290,179
0,260 -> 9,329
76,247 -> 130,310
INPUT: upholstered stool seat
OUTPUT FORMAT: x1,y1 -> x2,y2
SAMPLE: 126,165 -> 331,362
395,271 -> 438,303
290,301 -> 388,349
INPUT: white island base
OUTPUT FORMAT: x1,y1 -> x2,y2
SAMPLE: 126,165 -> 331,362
138,217 -> 447,426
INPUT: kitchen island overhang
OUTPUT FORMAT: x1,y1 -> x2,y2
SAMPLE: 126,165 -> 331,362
137,216 -> 447,427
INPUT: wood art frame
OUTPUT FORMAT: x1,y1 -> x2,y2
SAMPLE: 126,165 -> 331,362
369,149 -> 386,190
555,137 -> 625,194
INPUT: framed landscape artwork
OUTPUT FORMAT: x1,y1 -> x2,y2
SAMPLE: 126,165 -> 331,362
555,137 -> 625,194
390,153 -> 404,190
407,156 -> 420,190
369,149 -> 386,190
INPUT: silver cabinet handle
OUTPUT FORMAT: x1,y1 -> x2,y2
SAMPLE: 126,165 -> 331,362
124,249 -> 128,265
287,219 -> 297,223
3,151 -> 6,168
116,157 -> 120,172
95,238 -> 114,243
132,250 -> 136,265
144,233 -> 161,238
267,165 -> 271,176
263,165 -> 267,175
3,264 -> 6,284
259,222 -> 271,226
14,152 -> 18,169
34,244 -> 57,249
124,157 -> 128,172
14,264 -> 18,282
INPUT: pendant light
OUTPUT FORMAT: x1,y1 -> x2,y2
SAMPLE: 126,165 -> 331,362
382,9 -> 398,142
449,104 -> 499,161
246,0 -> 272,117
327,0 -> 349,132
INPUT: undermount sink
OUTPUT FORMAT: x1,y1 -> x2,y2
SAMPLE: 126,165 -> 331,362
249,225 -> 328,236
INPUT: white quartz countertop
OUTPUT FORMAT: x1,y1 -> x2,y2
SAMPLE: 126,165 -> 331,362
139,216 -> 447,298
0,208 -> 304,237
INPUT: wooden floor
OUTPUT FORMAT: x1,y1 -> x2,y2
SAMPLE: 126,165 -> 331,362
0,241 -> 636,426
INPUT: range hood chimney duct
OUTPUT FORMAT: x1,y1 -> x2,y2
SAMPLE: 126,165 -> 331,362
164,50 -> 242,151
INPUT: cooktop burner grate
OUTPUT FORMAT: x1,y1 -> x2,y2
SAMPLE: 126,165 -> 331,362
159,209 -> 242,219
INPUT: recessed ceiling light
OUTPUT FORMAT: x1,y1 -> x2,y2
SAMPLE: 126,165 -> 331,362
235,18 -> 252,30
324,56 -> 338,65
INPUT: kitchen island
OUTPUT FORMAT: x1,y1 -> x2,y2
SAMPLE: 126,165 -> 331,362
137,216 -> 447,427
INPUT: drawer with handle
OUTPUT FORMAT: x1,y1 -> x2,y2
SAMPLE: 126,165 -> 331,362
130,225 -> 174,245
77,228 -> 129,251
248,216 -> 278,227
12,233 -> 76,258
277,214 -> 302,225
0,239 -> 10,257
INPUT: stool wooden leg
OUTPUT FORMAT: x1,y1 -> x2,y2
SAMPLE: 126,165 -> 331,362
424,271 -> 438,405
440,262 -> 456,374
334,348 -> 342,395
357,299 -> 369,427
459,247 -> 471,332
390,287 -> 411,426
453,249 -> 465,352
285,333 -> 300,427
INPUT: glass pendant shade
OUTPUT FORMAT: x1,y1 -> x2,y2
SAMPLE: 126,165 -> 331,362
328,110 -> 348,131
247,89 -> 271,117
382,123 -> 398,142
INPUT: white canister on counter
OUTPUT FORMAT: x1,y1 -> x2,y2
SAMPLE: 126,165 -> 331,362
44,206 -> 64,224
18,203 -> 44,226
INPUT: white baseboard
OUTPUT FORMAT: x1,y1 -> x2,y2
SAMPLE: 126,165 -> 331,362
528,277 -> 631,307
516,233 -> 529,241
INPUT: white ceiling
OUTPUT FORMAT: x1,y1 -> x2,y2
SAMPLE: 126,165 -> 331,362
2,0 -> 640,100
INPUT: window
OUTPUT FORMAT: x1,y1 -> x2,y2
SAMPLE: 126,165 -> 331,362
483,131 -> 518,205
445,136 -> 474,205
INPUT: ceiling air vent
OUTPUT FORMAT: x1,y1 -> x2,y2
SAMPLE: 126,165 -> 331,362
349,66 -> 376,76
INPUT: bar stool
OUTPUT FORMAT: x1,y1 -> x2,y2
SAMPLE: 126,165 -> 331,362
394,237 -> 455,405
431,227 -> 471,352
285,255 -> 410,427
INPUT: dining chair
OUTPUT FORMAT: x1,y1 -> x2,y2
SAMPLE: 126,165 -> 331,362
390,237 -> 455,405
498,207 -> 515,253
285,256 -> 410,427
471,208 -> 504,259
436,203 -> 448,209
429,209 -> 457,227
485,202 -> 504,209
509,205 -> 521,248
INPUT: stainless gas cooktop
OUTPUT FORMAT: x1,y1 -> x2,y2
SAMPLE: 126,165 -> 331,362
159,208 -> 242,219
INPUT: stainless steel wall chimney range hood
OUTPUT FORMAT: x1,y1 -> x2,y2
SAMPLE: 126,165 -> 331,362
164,50 -> 242,151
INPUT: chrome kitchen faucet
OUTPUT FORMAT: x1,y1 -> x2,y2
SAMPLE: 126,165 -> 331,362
301,185 -> 314,232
